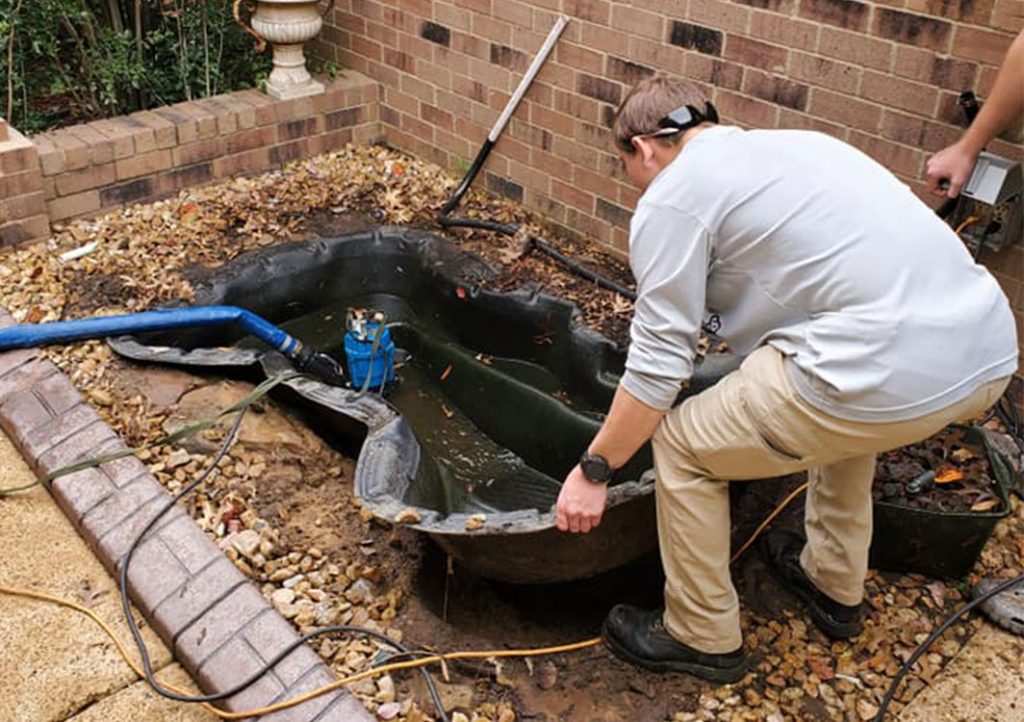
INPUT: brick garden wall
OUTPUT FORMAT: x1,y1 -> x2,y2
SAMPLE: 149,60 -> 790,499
311,0 -> 1023,369
0,72 -> 381,249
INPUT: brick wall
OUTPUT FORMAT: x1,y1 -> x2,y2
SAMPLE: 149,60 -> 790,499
312,0 -> 1023,369
0,118 -> 49,246
2,72 -> 380,242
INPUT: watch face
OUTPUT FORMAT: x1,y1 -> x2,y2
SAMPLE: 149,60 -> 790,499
581,454 -> 612,483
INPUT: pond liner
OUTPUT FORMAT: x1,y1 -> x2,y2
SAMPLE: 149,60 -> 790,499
869,426 -> 1014,579
108,227 -> 738,584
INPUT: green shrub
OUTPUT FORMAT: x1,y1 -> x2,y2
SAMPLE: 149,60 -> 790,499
0,0 -> 271,133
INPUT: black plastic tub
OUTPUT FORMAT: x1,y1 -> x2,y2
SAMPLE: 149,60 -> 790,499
869,426 -> 1014,579
111,228 -> 736,583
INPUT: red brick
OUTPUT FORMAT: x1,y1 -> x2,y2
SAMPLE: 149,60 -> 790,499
494,0 -> 533,27
689,0 -> 751,35
472,14 -> 512,44
778,108 -> 848,138
54,163 -> 115,196
848,131 -> 924,177
715,89 -> 779,128
725,35 -> 788,72
610,4 -> 665,39
789,52 -> 860,94
873,8 -> 951,51
125,536 -> 191,611
809,88 -> 882,132
750,11 -> 819,51
232,90 -> 279,126
65,125 -> 115,165
880,109 -> 927,146
860,71 -> 938,117
173,138 -> 225,167
743,70 -> 809,111
52,133 -> 91,170
435,3 -> 472,31
557,177 -> 598,210
0,215 -> 49,247
991,0 -> 1024,32
175,583 -> 268,671
799,0 -> 870,31
51,466 -> 118,526
196,635 -> 288,713
0,119 -> 7,142
579,22 -> 632,57
905,0 -> 994,24
89,119 -> 139,159
95,499 -> 188,576
952,26 -> 1015,65
564,0 -> 611,24
1,191 -> 46,221
556,42 -> 604,74
32,135 -> 65,176
115,149 -> 172,181
38,419 -> 118,478
684,55 -> 744,91
0,144 -> 40,174
818,27 -> 894,71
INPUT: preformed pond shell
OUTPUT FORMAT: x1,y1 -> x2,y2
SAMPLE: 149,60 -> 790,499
111,228 -> 737,583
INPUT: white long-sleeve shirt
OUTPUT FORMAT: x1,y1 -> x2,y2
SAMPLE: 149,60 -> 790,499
622,126 -> 1018,422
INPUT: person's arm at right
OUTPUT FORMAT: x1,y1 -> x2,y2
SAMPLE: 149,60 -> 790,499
926,30 -> 1024,198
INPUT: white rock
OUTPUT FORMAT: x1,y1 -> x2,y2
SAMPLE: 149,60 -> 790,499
375,674 -> 396,703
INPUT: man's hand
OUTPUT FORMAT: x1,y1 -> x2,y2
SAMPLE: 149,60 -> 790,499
925,139 -> 979,199
555,465 -> 608,533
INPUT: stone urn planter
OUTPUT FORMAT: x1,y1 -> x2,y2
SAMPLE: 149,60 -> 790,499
249,0 -> 325,99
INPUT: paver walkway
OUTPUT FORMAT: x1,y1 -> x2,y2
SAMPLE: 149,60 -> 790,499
0,429 -> 215,722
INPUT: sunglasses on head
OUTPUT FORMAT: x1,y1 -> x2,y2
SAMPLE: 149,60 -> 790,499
643,102 -> 719,139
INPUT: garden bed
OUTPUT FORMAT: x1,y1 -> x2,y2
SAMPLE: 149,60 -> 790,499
1,143 -> 1022,722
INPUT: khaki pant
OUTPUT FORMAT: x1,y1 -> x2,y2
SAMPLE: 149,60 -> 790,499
652,345 -> 1010,653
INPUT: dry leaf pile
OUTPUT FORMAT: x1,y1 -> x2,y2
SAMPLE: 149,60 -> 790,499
1,142 -> 1022,722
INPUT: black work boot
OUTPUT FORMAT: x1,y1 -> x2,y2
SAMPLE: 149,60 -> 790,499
760,529 -> 863,639
601,604 -> 747,683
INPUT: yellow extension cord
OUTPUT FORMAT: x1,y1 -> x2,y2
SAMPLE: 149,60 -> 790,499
0,483 -> 809,718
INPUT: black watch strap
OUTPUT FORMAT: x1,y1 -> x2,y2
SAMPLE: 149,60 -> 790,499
580,451 -> 613,484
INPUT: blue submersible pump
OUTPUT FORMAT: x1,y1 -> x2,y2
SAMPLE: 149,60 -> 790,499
343,308 -> 395,391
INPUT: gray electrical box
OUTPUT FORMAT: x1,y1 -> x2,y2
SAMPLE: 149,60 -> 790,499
951,151 -> 1023,253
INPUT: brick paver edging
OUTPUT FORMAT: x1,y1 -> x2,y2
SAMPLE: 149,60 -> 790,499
0,309 -> 373,722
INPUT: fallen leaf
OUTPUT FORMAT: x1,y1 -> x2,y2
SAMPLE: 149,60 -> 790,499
934,468 -> 965,484
950,447 -> 977,462
441,403 -> 454,419
440,364 -> 452,381
970,498 -> 1001,512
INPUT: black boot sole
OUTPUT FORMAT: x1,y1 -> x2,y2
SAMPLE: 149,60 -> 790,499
761,555 -> 863,640
601,619 -> 748,684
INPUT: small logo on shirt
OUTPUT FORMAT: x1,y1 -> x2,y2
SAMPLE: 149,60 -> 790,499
702,313 -> 722,335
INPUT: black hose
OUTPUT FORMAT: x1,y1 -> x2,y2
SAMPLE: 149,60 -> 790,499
872,573 -> 1024,721
439,140 -> 496,217
438,215 -> 638,300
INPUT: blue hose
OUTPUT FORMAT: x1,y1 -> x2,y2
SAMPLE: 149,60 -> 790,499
0,305 -> 346,386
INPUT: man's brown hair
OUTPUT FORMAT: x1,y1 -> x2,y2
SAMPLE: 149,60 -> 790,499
613,74 -> 711,153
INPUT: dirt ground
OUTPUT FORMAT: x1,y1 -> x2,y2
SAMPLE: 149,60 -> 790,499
1,143 -> 1022,722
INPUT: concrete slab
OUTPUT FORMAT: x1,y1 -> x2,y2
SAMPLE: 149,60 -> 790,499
0,430 -> 178,722
65,664 -> 214,722
897,623 -> 1023,722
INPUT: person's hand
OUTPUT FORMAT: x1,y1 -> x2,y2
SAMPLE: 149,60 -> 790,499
925,140 -> 980,198
555,465 -> 608,533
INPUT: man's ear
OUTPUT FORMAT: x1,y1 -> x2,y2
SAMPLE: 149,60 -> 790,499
631,136 -> 657,167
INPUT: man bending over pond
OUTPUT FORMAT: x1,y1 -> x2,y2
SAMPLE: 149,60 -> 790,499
555,74 -> 1018,683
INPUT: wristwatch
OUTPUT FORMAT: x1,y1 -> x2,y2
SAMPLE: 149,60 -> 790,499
579,451 -> 614,484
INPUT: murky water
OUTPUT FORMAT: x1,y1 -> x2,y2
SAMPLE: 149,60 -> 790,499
275,298 -> 570,514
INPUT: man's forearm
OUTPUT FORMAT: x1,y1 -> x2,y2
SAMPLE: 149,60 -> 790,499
962,30 -> 1024,153
587,384 -> 667,469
